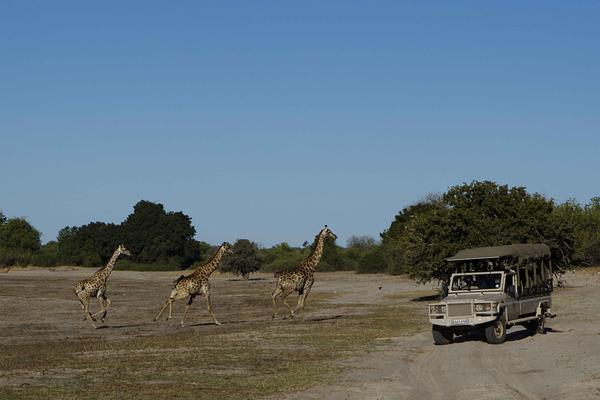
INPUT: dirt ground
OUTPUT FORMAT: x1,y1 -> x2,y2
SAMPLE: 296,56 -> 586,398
1,267 -> 599,399
290,268 -> 600,400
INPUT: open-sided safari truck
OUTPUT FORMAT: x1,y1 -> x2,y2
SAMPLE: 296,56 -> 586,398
428,244 -> 555,345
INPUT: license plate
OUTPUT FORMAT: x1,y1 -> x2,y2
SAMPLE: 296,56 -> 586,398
451,319 -> 469,325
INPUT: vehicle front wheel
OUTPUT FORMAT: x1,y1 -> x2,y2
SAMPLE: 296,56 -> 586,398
432,325 -> 453,345
484,319 -> 507,344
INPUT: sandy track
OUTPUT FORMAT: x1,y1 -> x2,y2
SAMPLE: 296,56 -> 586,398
290,269 -> 600,400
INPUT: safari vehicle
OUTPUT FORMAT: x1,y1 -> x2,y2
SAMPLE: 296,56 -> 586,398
428,244 -> 555,345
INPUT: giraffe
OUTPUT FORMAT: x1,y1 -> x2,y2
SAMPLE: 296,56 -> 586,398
74,244 -> 131,328
154,242 -> 233,326
271,225 -> 337,319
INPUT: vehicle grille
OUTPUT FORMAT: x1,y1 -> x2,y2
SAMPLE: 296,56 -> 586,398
447,303 -> 472,317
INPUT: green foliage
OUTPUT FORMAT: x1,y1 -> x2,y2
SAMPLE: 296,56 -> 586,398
121,201 -> 199,267
259,243 -> 306,272
0,217 -> 42,266
56,222 -> 121,266
345,235 -> 378,271
319,236 -> 349,271
54,200 -> 206,269
381,181 -> 576,283
32,241 -> 59,267
220,239 -> 261,278
554,198 -> 600,266
356,245 -> 386,274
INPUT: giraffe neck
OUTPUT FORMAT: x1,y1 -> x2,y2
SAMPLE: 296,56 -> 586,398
98,249 -> 121,279
301,233 -> 326,274
196,246 -> 226,277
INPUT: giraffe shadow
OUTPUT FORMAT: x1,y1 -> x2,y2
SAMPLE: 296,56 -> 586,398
188,322 -> 226,327
227,277 -> 267,282
98,323 -> 149,329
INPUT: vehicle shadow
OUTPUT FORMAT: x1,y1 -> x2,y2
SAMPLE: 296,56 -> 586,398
453,327 -> 537,344
454,325 -> 567,344
410,294 -> 441,302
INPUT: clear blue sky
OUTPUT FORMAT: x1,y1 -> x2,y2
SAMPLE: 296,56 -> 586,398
1,1 -> 599,246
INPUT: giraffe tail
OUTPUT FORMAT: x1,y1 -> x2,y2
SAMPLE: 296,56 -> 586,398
74,282 -> 85,295
273,271 -> 282,278
172,275 -> 185,286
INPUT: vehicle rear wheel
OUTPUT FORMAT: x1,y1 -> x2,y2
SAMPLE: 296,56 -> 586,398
484,319 -> 506,344
432,325 -> 453,345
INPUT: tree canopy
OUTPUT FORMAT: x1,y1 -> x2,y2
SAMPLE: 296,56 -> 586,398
55,200 -> 205,268
220,239 -> 261,278
0,217 -> 42,266
381,181 -> 575,282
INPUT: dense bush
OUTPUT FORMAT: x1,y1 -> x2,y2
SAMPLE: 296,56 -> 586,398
53,201 -> 208,269
380,181 -> 576,283
259,243 -> 306,272
4,183 -> 599,276
555,198 -> 600,266
220,239 -> 261,278
345,235 -> 378,271
0,217 -> 42,266
356,246 -> 386,274
32,241 -> 59,267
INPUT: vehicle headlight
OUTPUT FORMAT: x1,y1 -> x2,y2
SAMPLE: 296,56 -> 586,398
475,303 -> 492,312
429,305 -> 447,314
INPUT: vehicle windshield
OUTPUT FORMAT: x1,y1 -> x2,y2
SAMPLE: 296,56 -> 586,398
450,273 -> 503,292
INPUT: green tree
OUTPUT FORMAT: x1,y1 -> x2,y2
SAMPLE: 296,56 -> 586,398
33,241 -> 60,267
259,242 -> 305,272
382,181 -> 575,283
0,217 -> 42,266
380,195 -> 442,274
55,200 -> 203,269
120,200 -> 199,267
56,222 -> 121,266
221,239 -> 261,279
555,198 -> 600,266
345,235 -> 378,271
356,246 -> 386,274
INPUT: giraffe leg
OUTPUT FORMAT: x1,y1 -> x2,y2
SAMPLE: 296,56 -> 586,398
78,293 -> 97,329
279,289 -> 296,318
76,291 -> 96,321
154,298 -> 172,322
90,292 -> 107,320
202,285 -> 221,325
271,286 -> 283,319
296,282 -> 312,314
101,295 -> 111,322
181,295 -> 196,327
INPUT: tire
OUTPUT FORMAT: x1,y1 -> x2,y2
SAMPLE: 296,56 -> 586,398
432,325 -> 453,345
484,319 -> 507,344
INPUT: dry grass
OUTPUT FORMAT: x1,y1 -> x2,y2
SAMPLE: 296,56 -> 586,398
0,292 -> 427,400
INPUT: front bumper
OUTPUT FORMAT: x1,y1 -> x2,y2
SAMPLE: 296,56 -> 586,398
430,315 -> 497,327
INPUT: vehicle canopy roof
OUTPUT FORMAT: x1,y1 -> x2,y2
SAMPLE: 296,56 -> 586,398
445,244 -> 550,262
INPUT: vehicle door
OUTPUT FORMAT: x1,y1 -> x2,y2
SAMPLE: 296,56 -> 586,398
504,273 -> 520,320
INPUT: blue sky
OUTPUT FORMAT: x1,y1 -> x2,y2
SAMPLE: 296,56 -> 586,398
1,1 -> 599,246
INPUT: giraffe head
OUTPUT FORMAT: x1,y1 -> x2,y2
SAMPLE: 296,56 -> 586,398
320,225 -> 337,241
117,244 -> 132,256
221,242 -> 234,255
